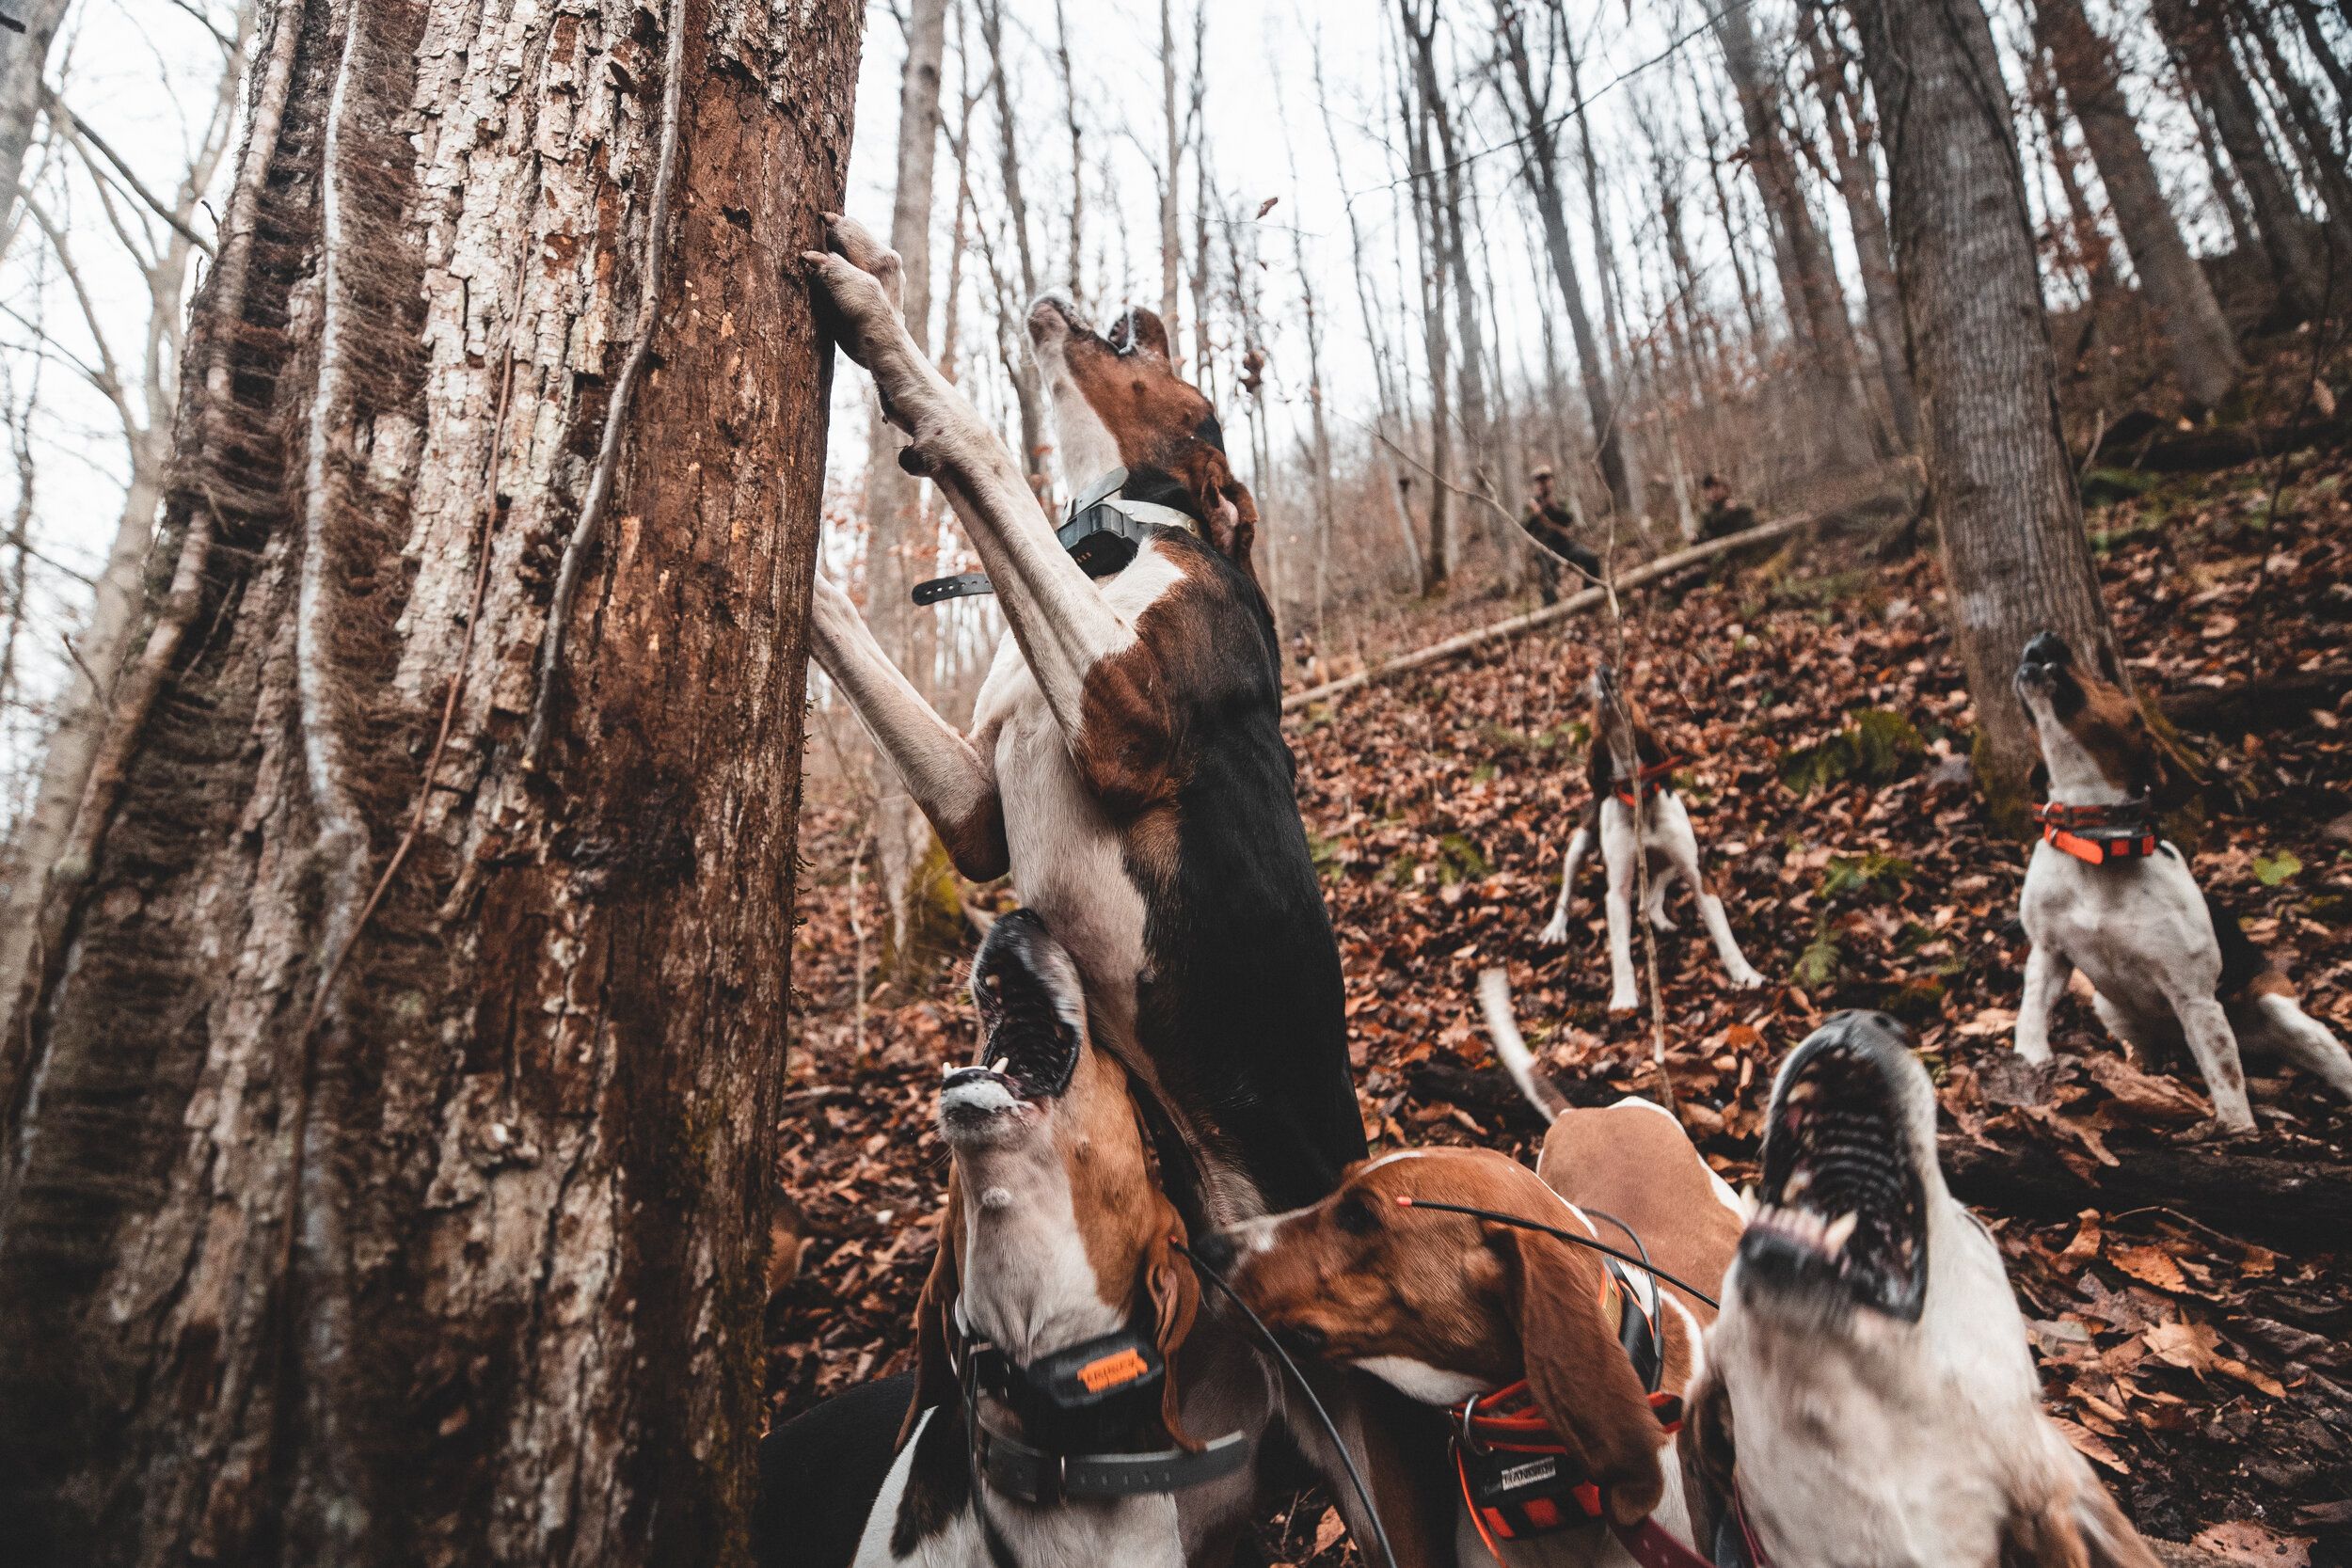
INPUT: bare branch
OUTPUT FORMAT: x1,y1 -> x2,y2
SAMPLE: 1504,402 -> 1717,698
43,89 -> 216,257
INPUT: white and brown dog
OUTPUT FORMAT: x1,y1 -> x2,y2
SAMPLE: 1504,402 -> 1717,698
804,217 -> 1362,1223
1193,976 -> 1744,1567
1539,663 -> 1763,1011
855,911 -> 1257,1566
2011,632 -> 2352,1132
1685,1010 -> 2161,1567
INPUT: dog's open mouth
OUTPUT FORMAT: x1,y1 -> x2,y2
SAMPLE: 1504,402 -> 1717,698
1743,1014 -> 1930,1321
941,911 -> 1086,1131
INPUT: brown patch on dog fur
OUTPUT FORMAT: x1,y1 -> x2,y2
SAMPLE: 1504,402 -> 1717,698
2063,675 -> 2160,798
1588,687 -> 1672,796
1539,1101 -> 1740,1332
939,793 -> 1010,882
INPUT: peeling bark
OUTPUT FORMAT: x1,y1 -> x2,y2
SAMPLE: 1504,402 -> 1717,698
0,1 -> 859,1562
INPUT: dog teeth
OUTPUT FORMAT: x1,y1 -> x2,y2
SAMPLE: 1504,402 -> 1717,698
1823,1212 -> 1858,1254
1784,1167 -> 1813,1198
991,1057 -> 1009,1075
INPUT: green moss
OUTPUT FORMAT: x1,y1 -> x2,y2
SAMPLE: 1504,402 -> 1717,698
1791,924 -> 1844,990
1436,833 -> 1490,885
1779,709 -> 1925,795
1819,851 -> 1914,900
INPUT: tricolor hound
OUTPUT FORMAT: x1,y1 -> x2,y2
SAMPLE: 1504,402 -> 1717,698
1538,663 -> 1764,1012
1195,976 -> 1744,1567
2011,632 -> 2352,1132
1685,1011 -> 2161,1568
854,912 -> 1257,1566
804,216 -> 1362,1221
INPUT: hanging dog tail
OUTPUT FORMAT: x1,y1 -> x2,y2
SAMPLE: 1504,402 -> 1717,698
1479,967 -> 1568,1123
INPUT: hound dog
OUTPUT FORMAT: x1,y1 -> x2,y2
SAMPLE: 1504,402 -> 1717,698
2012,632 -> 2352,1132
804,215 -> 1361,1223
1684,1011 -> 2161,1567
853,911 -> 1259,1566
1194,976 -> 1744,1567
1538,663 -> 1764,1012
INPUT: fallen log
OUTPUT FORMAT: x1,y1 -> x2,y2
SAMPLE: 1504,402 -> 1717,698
1282,512 -> 1816,713
2158,664 -> 2352,736
1937,1130 -> 2352,1248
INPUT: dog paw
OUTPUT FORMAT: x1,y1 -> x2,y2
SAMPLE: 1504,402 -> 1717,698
1536,916 -> 1571,945
1727,967 -> 1763,990
2181,1114 -> 2259,1145
1608,994 -> 1641,1017
821,213 -> 905,312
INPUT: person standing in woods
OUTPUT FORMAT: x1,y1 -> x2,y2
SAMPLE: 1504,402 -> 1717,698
0,1 -> 861,1563
1521,464 -> 1602,601
1697,473 -> 1756,540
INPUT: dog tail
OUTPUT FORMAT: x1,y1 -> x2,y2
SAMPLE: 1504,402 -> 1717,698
1479,967 -> 1568,1122
2201,892 -> 2284,1004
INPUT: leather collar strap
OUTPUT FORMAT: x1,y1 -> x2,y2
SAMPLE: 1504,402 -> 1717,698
913,466 -> 1202,605
2033,799 -> 2160,865
1614,755 -> 1682,808
971,1418 -> 1251,1505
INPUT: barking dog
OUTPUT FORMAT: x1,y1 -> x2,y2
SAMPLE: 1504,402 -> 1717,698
2012,632 -> 2352,1132
1686,1012 -> 2160,1568
855,911 -> 1254,1567
1538,663 -> 1763,1011
804,218 -> 1363,1222
1196,981 -> 1742,1567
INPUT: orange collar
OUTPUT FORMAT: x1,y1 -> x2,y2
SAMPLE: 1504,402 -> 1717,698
2033,800 -> 2159,865
1613,755 -> 1681,808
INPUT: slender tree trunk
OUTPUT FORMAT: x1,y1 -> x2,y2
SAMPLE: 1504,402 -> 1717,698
1402,3 -> 1491,527
2233,4 -> 2352,262
1493,0 -> 1629,517
2031,0 -> 2244,409
1847,0 -> 2120,802
0,0 -> 72,251
1695,83 -> 1770,364
1158,0 -> 1183,356
976,0 -> 1046,496
0,4 -> 857,1564
1401,62 -> 1453,594
2186,84 -> 2260,261
1557,2 -> 1649,519
1715,0 -> 1880,466
1800,9 -> 1920,447
864,0 -> 947,961
2153,0 -> 2327,320
1052,0 -> 1084,305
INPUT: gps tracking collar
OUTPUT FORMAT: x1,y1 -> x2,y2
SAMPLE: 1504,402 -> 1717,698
912,465 -> 1205,606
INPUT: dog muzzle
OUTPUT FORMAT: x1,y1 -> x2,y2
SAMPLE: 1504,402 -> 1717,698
913,466 -> 1202,606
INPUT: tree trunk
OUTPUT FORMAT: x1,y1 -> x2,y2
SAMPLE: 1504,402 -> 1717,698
1799,8 -> 1920,448
1846,0 -> 2121,804
2232,3 -> 2352,265
864,0 -> 947,964
1715,0 -> 1881,467
1403,71 -> 1453,594
1158,0 -> 1183,358
0,0 -> 72,251
2153,0 -> 2327,321
1493,0 -> 1630,518
0,3 -> 857,1564
2030,0 -> 2244,410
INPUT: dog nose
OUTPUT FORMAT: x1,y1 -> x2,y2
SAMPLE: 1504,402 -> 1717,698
2022,631 -> 2067,667
1809,1008 -> 1913,1059
1190,1228 -> 1238,1272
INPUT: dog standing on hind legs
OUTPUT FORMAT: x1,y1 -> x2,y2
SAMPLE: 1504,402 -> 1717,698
2011,632 -> 2352,1133
1538,663 -> 1763,1012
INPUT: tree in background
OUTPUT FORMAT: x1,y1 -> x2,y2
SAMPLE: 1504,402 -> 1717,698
0,2 -> 857,1563
1845,0 -> 2122,800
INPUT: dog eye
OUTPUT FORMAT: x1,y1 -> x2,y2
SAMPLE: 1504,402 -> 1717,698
1333,1192 -> 1377,1235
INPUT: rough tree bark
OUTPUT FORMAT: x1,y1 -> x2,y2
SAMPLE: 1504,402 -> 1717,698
1493,0 -> 1630,518
1844,0 -> 2121,803
863,0 -> 947,963
1714,0 -> 1881,467
0,0 -> 72,249
2153,0 -> 2327,321
2030,0 -> 2244,410
0,2 -> 857,1564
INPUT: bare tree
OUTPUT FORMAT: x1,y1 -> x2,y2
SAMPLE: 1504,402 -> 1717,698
2030,0 -> 2244,410
0,1 -> 859,1560
1158,0 -> 1183,355
1845,0 -> 2121,799
0,0 -> 72,248
1395,14 -> 1453,593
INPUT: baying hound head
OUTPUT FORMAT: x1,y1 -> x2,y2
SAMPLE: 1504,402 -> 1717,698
901,910 -> 1199,1447
1193,1148 -> 1671,1526
1026,294 -> 1259,584
2013,631 -> 2158,800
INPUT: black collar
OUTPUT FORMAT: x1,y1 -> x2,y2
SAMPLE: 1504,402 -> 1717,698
950,1312 -> 1251,1505
913,467 -> 1205,606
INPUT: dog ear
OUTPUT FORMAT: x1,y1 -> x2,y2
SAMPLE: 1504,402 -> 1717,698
1204,475 -> 1260,585
898,1178 -> 964,1449
1677,1365 -> 1739,1556
1497,1227 -> 1666,1525
1140,1191 -> 1203,1449
1108,306 -> 1172,359
1997,1471 -> 2163,1568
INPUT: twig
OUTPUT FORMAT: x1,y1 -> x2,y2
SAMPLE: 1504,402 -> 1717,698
42,88 -> 216,257
522,0 -> 690,768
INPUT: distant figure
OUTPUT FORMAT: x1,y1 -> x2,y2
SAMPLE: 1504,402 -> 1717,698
1699,472 -> 1756,541
1520,465 -> 1602,603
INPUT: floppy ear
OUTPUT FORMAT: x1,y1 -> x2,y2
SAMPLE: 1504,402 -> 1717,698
2028,759 -> 2050,800
1139,1191 -> 1203,1449
898,1179 -> 964,1449
1207,475 -> 1260,584
1497,1227 -> 1666,1526
1997,1471 -> 2163,1568
1677,1365 -> 1739,1557
1108,306 -> 1172,359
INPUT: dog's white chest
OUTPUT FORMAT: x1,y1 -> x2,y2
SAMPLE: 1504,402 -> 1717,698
2019,843 -> 2218,1006
970,545 -> 1186,1019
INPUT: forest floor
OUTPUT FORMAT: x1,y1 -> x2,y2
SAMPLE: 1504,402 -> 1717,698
769,437 -> 2352,1565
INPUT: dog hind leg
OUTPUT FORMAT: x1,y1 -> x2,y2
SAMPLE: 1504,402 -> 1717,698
2232,992 -> 2352,1103
1658,809 -> 1760,990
